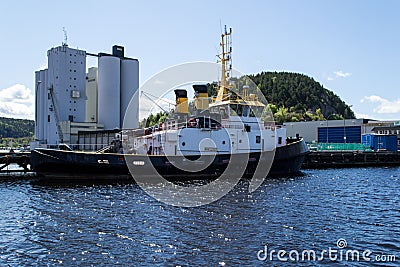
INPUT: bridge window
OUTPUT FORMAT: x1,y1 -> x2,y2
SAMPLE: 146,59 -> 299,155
219,106 -> 229,119
229,104 -> 243,116
242,106 -> 249,117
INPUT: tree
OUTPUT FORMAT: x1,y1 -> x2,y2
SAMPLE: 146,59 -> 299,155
274,106 -> 289,124
315,108 -> 324,121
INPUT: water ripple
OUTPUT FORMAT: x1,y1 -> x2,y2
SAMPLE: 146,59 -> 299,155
0,167 -> 398,266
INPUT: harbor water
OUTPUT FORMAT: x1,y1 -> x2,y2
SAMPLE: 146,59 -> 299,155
0,167 -> 399,266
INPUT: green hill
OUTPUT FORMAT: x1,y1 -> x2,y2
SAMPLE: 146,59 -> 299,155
249,72 -> 355,122
0,117 -> 34,138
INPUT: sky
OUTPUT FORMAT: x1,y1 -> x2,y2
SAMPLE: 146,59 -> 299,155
0,0 -> 399,121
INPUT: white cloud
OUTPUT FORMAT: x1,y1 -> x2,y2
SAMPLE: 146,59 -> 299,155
361,95 -> 400,114
334,70 -> 352,78
326,70 -> 352,81
354,112 -> 371,119
0,84 -> 34,119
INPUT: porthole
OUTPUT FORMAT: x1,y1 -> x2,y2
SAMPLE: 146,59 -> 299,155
182,142 -> 186,146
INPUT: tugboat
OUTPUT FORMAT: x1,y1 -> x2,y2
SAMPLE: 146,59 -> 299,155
31,27 -> 309,181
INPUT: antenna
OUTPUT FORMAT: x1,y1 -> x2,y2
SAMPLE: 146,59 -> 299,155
62,27 -> 68,46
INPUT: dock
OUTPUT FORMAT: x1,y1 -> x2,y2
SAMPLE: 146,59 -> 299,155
303,150 -> 400,169
0,152 -> 31,173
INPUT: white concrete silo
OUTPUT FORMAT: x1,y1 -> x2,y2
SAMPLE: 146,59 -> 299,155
120,58 -> 139,129
98,55 -> 121,130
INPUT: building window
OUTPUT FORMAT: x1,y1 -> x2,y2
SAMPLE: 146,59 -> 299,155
278,137 -> 282,144
48,115 -> 50,122
256,136 -> 261,143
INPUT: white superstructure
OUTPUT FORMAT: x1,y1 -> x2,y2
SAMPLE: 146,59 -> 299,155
123,88 -> 287,157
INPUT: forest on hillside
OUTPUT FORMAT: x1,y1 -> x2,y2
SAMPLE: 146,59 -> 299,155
0,117 -> 34,138
249,72 -> 355,122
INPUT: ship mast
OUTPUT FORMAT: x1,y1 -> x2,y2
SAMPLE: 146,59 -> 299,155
216,26 -> 232,102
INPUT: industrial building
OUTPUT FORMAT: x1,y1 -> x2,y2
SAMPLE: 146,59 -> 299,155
283,119 -> 367,143
32,44 -> 139,148
283,119 -> 400,150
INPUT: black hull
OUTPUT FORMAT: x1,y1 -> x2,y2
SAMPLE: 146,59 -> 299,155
31,139 -> 308,181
